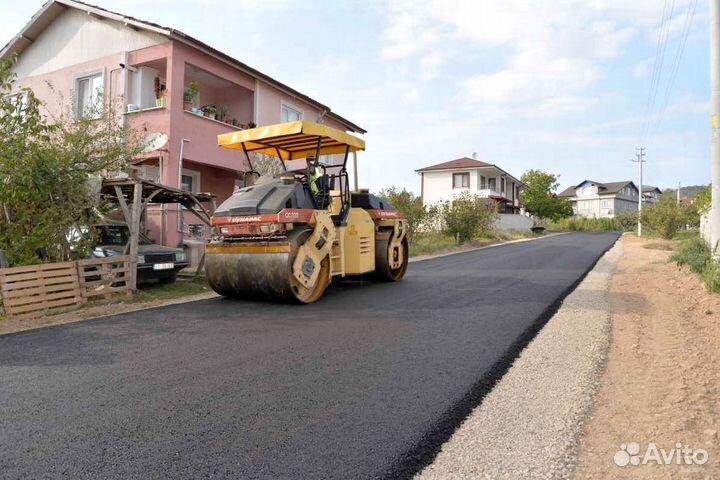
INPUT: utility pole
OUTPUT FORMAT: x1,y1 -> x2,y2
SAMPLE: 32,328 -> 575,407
711,0 -> 720,251
677,182 -> 681,206
632,147 -> 646,236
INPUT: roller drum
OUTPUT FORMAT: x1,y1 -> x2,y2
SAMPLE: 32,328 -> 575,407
206,229 -> 330,303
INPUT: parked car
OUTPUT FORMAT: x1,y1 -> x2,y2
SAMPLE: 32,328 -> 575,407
92,223 -> 188,284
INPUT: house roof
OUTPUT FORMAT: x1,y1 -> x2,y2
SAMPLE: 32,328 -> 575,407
642,185 -> 662,194
416,157 -> 524,186
416,157 -> 493,172
558,180 -> 637,198
0,0 -> 366,134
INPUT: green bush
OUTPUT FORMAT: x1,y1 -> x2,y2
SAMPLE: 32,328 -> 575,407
672,234 -> 720,292
440,191 -> 498,242
378,186 -> 439,239
672,235 -> 711,274
641,197 -> 693,239
702,264 -> 720,293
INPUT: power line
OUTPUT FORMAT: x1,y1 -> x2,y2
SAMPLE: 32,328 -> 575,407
643,0 -> 676,144
640,0 -> 675,145
648,0 -> 698,143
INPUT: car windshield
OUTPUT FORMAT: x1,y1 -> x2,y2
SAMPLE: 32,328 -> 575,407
99,226 -> 153,245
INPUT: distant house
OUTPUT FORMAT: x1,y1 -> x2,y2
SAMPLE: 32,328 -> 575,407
558,180 -> 639,218
416,157 -> 523,213
642,186 -> 662,205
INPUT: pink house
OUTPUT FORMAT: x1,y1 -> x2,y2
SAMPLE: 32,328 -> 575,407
1,0 -> 365,248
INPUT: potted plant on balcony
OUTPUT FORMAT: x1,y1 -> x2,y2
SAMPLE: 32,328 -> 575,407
156,85 -> 167,108
204,106 -> 217,120
183,80 -> 199,111
218,105 -> 229,123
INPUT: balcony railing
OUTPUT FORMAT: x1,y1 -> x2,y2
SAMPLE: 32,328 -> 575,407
477,189 -> 503,198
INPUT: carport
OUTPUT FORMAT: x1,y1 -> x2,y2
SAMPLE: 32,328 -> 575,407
101,179 -> 216,289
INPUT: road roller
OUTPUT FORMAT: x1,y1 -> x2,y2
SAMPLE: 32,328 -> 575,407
206,121 -> 408,303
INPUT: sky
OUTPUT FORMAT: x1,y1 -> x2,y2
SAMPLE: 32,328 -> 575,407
0,0 -> 712,193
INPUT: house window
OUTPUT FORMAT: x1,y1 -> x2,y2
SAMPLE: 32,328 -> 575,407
453,172 -> 470,189
75,72 -> 104,119
479,175 -> 486,189
501,178 -> 506,194
281,103 -> 302,122
139,165 -> 160,183
181,169 -> 201,193
488,177 -> 497,191
3,91 -> 28,117
601,199 -> 609,208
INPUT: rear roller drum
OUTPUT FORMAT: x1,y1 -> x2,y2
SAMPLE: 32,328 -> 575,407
374,234 -> 409,282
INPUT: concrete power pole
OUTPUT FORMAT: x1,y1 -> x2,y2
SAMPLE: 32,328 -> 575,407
711,0 -> 720,251
632,147 -> 646,236
677,182 -> 681,205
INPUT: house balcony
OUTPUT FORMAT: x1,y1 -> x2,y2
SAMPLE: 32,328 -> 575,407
182,63 -> 255,131
477,189 -> 520,208
477,188 -> 503,199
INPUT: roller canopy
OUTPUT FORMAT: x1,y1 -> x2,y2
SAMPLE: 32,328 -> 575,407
217,121 -> 365,160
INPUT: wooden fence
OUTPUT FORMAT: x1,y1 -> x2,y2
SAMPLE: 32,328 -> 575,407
77,257 -> 131,301
0,257 -> 131,320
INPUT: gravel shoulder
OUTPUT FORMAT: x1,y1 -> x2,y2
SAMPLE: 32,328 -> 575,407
417,236 -> 622,480
573,235 -> 720,479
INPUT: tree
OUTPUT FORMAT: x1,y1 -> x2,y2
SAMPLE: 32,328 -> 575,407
519,169 -> 573,221
641,196 -> 691,239
379,187 -> 437,238
0,56 -> 141,266
440,191 -> 498,242
696,186 -> 711,212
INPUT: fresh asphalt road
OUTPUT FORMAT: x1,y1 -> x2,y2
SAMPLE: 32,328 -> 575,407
0,232 -> 619,480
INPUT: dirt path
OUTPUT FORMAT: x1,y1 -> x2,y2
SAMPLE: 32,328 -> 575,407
574,235 -> 720,479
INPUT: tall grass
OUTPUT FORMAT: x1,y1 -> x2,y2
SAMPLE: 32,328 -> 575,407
546,215 -> 634,232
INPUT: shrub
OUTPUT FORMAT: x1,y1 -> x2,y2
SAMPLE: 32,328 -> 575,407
672,235 -> 711,274
440,191 -> 498,242
702,264 -> 720,293
378,187 -> 439,239
641,197 -> 691,239
672,234 -> 720,292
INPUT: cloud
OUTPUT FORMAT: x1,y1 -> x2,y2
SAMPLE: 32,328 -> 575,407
376,0 -> 693,114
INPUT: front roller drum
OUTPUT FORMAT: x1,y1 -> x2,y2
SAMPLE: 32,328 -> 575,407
206,230 -> 331,303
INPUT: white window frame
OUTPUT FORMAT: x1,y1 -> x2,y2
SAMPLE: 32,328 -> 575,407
488,177 -> 497,191
181,168 -> 201,194
281,102 -> 303,123
74,70 -> 105,120
452,172 -> 470,189
3,90 -> 29,118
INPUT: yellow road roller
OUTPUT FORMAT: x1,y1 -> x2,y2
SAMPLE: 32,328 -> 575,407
206,121 -> 408,303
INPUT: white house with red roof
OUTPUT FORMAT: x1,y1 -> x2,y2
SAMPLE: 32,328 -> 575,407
416,157 -> 523,213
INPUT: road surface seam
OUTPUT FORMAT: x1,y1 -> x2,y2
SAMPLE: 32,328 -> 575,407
414,239 -> 623,480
